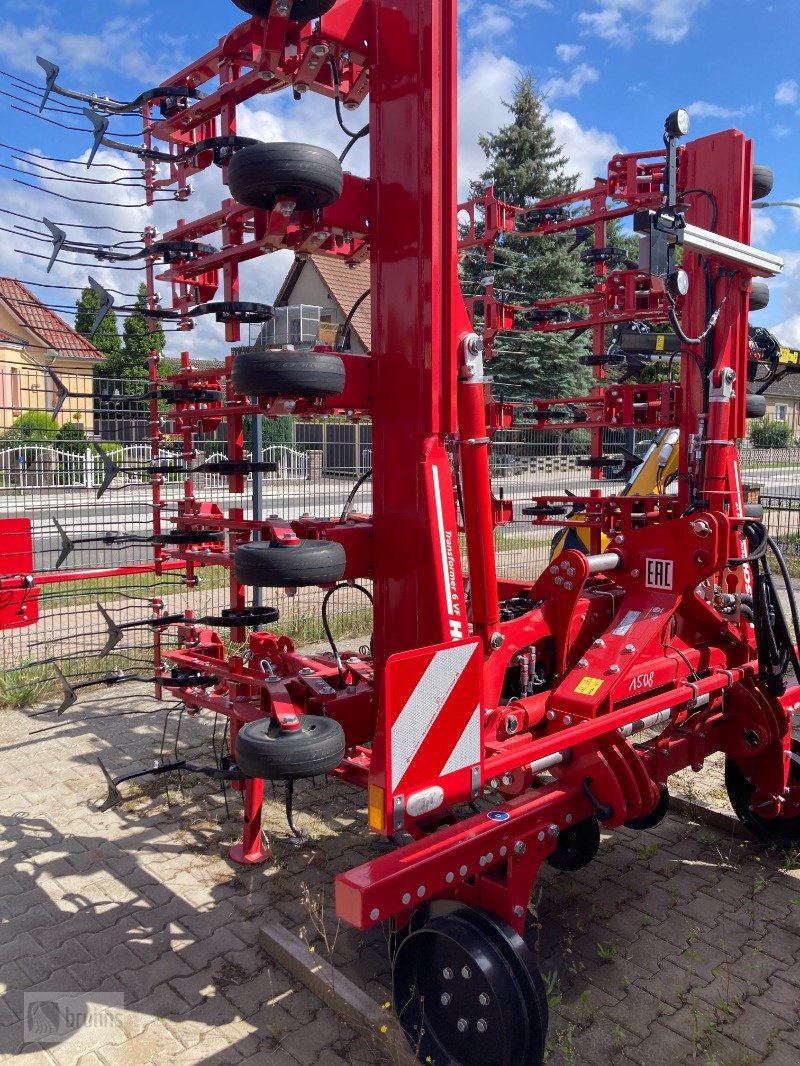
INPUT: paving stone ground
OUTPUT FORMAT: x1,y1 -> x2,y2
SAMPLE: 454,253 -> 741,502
0,687 -> 798,1066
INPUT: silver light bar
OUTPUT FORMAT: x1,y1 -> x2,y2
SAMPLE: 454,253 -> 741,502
683,223 -> 783,278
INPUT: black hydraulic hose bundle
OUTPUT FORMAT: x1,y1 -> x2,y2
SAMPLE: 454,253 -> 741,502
738,523 -> 800,694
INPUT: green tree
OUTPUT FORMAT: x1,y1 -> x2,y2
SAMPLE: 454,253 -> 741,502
74,286 -> 121,366
461,74 -> 592,399
120,283 -> 166,380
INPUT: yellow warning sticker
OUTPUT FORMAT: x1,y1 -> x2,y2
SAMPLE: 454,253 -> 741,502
655,335 -> 666,352
574,676 -> 604,695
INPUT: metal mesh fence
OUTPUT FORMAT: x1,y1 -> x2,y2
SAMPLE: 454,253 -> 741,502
4,370 -> 800,696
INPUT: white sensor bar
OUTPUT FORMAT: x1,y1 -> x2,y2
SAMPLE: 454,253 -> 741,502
682,224 -> 783,278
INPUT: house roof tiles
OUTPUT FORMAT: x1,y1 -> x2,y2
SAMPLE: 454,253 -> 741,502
0,277 -> 103,360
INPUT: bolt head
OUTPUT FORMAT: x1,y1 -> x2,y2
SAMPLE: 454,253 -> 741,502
457,1019 -> 469,1032
490,632 -> 504,650
608,664 -> 620,674
443,967 -> 454,980
547,823 -> 560,838
563,715 -> 573,726
461,967 -> 472,979
479,992 -> 491,1006
441,992 -> 451,1006
506,713 -> 519,734
513,840 -> 526,855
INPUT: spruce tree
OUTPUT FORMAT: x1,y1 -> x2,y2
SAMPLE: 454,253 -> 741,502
462,75 -> 591,399
75,285 -> 121,366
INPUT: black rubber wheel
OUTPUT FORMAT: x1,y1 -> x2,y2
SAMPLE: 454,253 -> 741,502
724,739 -> 800,850
227,141 -> 343,211
235,715 -> 345,780
749,281 -> 770,312
624,785 -> 670,830
746,392 -> 767,420
752,164 -> 774,202
232,349 -> 345,399
392,907 -> 548,1066
232,0 -> 336,20
546,817 -> 600,872
235,540 -> 345,587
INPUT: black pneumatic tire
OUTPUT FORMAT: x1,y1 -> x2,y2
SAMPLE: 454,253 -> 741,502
752,164 -> 774,202
231,0 -> 336,20
232,349 -> 346,399
235,540 -> 346,587
227,141 -> 343,211
749,281 -> 770,311
745,392 -> 767,420
235,715 -> 345,780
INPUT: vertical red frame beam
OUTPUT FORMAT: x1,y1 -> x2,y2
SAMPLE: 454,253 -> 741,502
367,0 -> 471,810
368,0 -> 466,661
680,131 -> 752,572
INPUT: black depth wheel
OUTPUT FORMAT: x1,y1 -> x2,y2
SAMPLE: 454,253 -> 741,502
227,141 -> 343,211
235,715 -> 345,780
752,164 -> 774,202
392,907 -> 548,1066
624,785 -> 670,830
232,349 -> 345,399
235,540 -> 346,588
231,0 -> 336,19
546,816 -> 600,871
749,281 -> 770,312
724,739 -> 800,850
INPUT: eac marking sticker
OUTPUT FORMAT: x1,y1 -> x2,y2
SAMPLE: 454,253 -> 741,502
574,676 -> 604,695
645,558 -> 673,590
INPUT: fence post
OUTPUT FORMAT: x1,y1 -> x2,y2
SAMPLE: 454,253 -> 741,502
83,446 -> 93,489
252,414 -> 263,620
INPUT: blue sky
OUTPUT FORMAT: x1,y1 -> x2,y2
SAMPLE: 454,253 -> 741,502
0,0 -> 797,357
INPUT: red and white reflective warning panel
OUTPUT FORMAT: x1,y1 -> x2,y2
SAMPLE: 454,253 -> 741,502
384,637 -> 483,816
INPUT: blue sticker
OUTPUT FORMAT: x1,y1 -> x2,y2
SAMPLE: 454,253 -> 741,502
487,810 -> 510,822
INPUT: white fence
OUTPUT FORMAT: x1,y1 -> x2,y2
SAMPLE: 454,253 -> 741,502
0,443 -> 309,491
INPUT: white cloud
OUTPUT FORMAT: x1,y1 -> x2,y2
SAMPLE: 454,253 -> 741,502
0,18 -> 188,83
465,5 -> 514,41
578,0 -> 707,46
686,100 -> 753,120
542,63 -> 599,100
457,52 -> 520,196
750,211 -> 776,245
549,110 -> 620,186
773,124 -> 792,138
555,43 -> 584,63
775,79 -> 799,106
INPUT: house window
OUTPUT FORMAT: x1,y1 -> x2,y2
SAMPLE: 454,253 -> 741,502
775,403 -> 788,422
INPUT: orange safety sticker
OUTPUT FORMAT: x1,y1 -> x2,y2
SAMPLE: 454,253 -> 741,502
574,676 -> 604,695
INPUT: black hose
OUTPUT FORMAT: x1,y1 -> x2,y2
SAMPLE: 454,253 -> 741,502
339,468 -> 372,523
321,582 -> 374,688
728,520 -> 769,566
334,288 -> 371,351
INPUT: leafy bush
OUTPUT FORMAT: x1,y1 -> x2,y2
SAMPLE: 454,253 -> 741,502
4,411 -> 59,442
56,421 -> 87,455
749,418 -> 794,448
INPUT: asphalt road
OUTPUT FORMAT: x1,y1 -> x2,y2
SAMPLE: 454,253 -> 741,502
5,462 -> 800,575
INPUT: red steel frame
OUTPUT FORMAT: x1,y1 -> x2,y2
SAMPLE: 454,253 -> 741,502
4,0 -> 797,965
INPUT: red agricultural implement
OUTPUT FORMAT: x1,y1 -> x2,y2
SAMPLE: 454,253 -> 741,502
6,2 -> 799,1062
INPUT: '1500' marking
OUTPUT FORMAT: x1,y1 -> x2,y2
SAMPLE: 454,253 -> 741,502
628,671 -> 654,693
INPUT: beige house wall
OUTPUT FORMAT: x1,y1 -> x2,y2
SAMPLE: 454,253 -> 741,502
0,300 -> 97,432
284,263 -> 368,355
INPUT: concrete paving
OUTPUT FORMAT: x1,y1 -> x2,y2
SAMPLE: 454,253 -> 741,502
0,688 -> 798,1065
